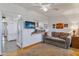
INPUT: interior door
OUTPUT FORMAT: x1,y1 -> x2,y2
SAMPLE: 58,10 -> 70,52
7,21 -> 17,41
2,19 -> 19,56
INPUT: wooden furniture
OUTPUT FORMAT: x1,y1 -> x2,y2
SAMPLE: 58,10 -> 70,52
71,36 -> 79,49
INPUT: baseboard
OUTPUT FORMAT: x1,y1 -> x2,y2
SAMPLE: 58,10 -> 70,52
22,41 -> 42,49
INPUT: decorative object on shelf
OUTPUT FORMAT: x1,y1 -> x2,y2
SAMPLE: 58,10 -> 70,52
56,23 -> 64,29
53,24 -> 55,28
72,30 -> 76,37
44,32 -> 48,36
64,24 -> 68,27
71,24 -> 78,36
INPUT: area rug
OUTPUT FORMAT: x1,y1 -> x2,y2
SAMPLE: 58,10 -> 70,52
23,43 -> 75,56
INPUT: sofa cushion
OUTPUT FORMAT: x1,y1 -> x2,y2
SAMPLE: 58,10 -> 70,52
51,37 -> 65,42
44,36 -> 65,42
52,32 -> 55,37
52,32 -> 60,38
59,33 -> 70,39
59,35 -> 66,39
52,32 -> 70,40
54,32 -> 60,37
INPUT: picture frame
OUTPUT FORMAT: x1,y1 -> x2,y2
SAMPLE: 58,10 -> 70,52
64,24 -> 68,27
56,23 -> 64,29
53,24 -> 55,28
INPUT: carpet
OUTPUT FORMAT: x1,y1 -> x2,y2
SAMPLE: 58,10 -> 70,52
23,43 -> 75,56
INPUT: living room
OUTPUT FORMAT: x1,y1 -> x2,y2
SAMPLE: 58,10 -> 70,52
0,3 -> 79,56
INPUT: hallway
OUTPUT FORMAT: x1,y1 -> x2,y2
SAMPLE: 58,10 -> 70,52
3,40 -> 19,55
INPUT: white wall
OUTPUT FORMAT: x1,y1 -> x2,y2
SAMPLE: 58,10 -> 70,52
7,20 -> 17,41
0,4 -> 48,41
48,14 -> 73,36
65,14 -> 79,36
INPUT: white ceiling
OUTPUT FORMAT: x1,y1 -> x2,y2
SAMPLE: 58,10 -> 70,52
0,3 -> 79,22
15,3 -> 79,16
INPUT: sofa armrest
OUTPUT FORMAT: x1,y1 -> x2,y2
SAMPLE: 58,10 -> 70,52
65,36 -> 71,48
67,35 -> 71,40
67,36 -> 71,46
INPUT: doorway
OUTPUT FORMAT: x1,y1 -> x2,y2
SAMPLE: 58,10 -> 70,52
2,16 -> 20,56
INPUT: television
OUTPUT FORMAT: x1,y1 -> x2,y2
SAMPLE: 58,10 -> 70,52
24,21 -> 35,29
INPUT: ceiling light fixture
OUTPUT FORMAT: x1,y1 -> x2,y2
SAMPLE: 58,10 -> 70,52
40,3 -> 51,12
41,7 -> 48,12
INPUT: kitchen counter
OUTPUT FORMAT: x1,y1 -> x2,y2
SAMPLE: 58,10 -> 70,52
31,30 -> 45,35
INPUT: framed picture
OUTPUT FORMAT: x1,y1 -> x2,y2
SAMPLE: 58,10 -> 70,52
64,24 -> 68,27
24,21 -> 35,29
56,23 -> 64,29
53,24 -> 55,28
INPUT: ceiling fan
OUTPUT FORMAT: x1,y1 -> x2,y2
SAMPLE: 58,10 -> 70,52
33,3 -> 51,12
32,3 -> 59,12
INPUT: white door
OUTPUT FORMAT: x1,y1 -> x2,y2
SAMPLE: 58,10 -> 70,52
7,21 -> 17,41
